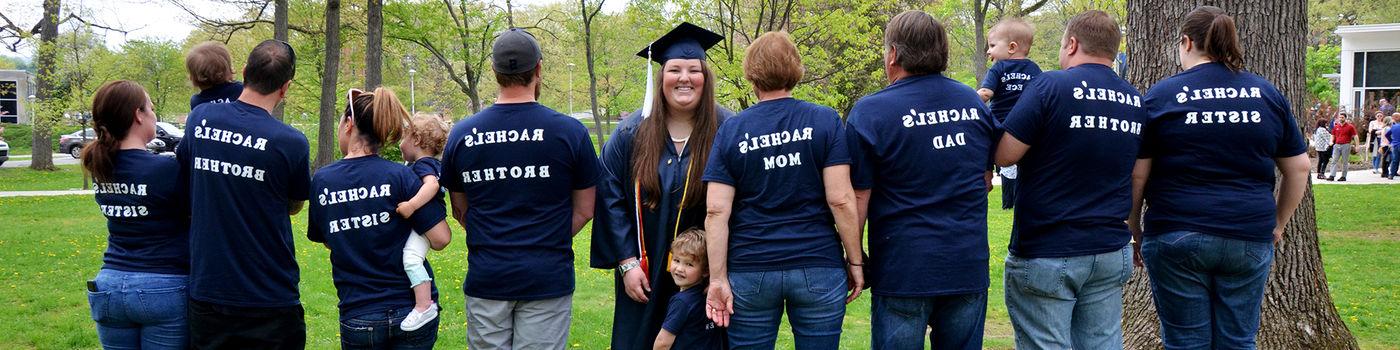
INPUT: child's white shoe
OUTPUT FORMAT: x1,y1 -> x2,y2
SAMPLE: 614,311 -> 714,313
400,303 -> 438,331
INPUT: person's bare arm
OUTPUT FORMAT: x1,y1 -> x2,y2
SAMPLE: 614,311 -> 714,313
397,175 -> 439,218
1128,158 -> 1152,267
449,191 -> 468,229
652,329 -> 676,350
1273,153 -> 1311,243
704,183 -> 736,327
288,201 -> 305,216
854,189 -> 871,229
995,133 -> 1031,167
977,88 -> 995,103
422,220 -> 452,250
570,187 -> 597,236
822,165 -> 864,303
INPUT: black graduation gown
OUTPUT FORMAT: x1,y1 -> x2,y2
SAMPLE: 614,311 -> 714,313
589,107 -> 733,350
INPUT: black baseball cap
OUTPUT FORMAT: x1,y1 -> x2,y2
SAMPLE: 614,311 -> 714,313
492,28 -> 541,74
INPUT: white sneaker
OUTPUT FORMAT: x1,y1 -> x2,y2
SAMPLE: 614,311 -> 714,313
400,303 -> 438,331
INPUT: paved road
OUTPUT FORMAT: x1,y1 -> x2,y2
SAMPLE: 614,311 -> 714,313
2,154 -> 79,168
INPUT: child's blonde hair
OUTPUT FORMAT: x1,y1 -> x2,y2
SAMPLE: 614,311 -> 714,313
990,17 -> 1035,49
671,228 -> 708,268
406,112 -> 450,156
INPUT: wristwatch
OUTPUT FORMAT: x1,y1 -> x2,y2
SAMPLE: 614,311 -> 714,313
618,259 -> 641,274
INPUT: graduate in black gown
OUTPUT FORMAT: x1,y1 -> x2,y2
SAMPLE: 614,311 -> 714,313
590,23 -> 735,350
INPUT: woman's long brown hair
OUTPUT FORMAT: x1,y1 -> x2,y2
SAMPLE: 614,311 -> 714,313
631,61 -> 719,211
83,80 -> 149,183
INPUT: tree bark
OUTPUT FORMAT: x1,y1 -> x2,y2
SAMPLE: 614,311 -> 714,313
1122,1 -> 1358,349
366,0 -> 383,89
580,0 -> 605,146
972,0 -> 989,84
272,0 -> 288,121
28,0 -> 60,171
315,0 -> 342,170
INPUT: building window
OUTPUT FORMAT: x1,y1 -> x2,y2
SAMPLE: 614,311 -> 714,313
1354,52 -> 1366,88
0,80 -> 17,124
1364,51 -> 1400,88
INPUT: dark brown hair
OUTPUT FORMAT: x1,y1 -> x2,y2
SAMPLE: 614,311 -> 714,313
632,61 -> 719,211
1181,6 -> 1244,72
185,42 -> 235,90
1064,10 -> 1121,59
884,10 -> 949,75
244,40 -> 296,95
743,31 -> 803,92
344,87 -> 410,154
495,66 -> 538,88
83,80 -> 149,183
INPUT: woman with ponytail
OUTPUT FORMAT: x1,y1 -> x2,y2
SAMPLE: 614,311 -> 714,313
306,87 -> 453,349
84,80 -> 192,349
1128,6 -> 1311,349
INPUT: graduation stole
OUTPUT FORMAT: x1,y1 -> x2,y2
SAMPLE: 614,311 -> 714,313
633,156 -> 694,274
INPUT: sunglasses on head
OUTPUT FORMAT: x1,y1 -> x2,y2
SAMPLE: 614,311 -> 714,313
345,88 -> 373,121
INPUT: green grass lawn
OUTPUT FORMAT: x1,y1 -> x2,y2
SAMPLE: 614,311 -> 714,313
0,164 -> 90,192
0,185 -> 1396,349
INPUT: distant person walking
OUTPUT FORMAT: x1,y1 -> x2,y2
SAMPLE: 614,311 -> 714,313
1327,112 -> 1356,181
1313,119 -> 1333,179
84,80 -> 191,349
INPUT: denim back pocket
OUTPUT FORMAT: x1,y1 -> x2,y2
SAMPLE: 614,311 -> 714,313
1008,256 -> 1068,299
136,284 -> 188,323
730,271 -> 765,297
87,290 -> 114,323
804,267 -> 845,294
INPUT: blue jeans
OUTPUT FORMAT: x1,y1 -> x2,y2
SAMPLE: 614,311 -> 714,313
1389,147 -> 1400,178
87,269 -> 190,350
1142,231 -> 1273,350
871,293 -> 987,350
340,307 -> 439,350
1004,244 -> 1132,350
728,267 -> 847,350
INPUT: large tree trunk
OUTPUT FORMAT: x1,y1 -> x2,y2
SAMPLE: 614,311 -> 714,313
365,0 -> 383,89
272,0 -> 288,121
1122,1 -> 1358,349
28,0 -> 59,171
580,0 -> 605,146
972,0 -> 989,84
315,0 -> 342,170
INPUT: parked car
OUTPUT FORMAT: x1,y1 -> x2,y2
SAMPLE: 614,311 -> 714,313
0,139 -> 9,167
59,129 -> 97,159
154,122 -> 183,153
60,128 -> 168,158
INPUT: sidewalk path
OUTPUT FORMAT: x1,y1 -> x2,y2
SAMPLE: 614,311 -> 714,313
0,190 -> 94,197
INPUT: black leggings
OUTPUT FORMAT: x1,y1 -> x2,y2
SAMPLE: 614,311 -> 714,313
1318,147 -> 1333,174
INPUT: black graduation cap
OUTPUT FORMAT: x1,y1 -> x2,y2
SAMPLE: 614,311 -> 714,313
635,22 -> 724,64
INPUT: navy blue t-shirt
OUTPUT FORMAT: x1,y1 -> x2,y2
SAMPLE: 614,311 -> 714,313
662,287 -> 726,350
95,150 -> 190,275
1141,62 -> 1306,242
702,97 -> 849,272
409,157 -> 446,208
980,59 -> 1042,122
849,74 -> 997,296
189,81 -> 244,109
177,100 -> 311,307
1002,64 -> 1145,258
1390,124 -> 1400,147
307,155 -> 447,320
440,102 -> 601,300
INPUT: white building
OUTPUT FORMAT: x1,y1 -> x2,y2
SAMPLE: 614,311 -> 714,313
0,70 -> 34,124
1337,23 -> 1400,118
